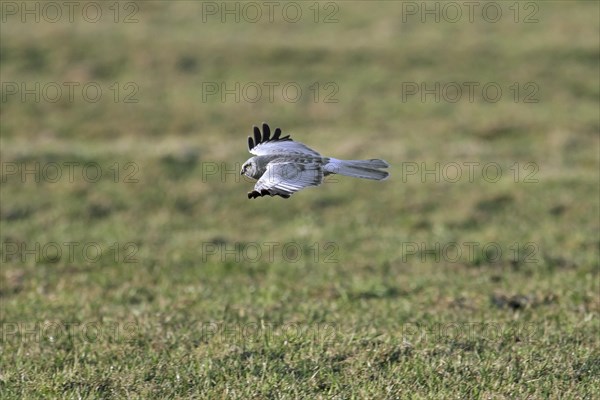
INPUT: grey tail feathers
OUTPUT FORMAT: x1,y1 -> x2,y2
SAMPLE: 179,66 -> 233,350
324,158 -> 389,180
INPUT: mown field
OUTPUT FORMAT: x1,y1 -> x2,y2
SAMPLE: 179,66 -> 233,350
1,1 -> 599,398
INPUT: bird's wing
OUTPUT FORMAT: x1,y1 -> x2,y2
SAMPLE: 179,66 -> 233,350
248,159 -> 324,199
248,123 -> 320,157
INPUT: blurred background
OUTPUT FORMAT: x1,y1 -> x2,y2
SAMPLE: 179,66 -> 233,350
1,1 -> 599,397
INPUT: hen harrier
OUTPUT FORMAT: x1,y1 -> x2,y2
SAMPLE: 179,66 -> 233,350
241,123 -> 389,199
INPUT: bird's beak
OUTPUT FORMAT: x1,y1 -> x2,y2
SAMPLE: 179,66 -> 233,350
240,170 -> 244,175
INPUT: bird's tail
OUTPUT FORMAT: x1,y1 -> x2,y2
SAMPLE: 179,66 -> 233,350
324,158 -> 389,180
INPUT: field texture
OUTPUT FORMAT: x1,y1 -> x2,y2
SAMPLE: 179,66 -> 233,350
1,1 -> 599,398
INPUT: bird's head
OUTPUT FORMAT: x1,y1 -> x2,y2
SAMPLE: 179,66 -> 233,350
241,158 -> 259,179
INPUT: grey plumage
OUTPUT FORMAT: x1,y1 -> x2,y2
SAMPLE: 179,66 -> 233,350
241,123 -> 389,199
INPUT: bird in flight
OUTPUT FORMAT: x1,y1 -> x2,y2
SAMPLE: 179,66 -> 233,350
241,123 -> 389,199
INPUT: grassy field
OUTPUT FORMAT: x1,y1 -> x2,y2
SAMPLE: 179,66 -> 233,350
1,1 -> 599,398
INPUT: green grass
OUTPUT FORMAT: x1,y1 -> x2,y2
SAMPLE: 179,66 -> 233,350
1,1 -> 599,398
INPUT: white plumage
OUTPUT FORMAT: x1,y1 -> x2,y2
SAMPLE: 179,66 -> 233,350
241,123 -> 389,199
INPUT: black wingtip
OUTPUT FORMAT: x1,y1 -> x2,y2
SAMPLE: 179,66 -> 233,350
248,190 -> 266,199
248,124 -> 292,151
247,189 -> 291,199
253,126 -> 261,146
262,123 -> 271,141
